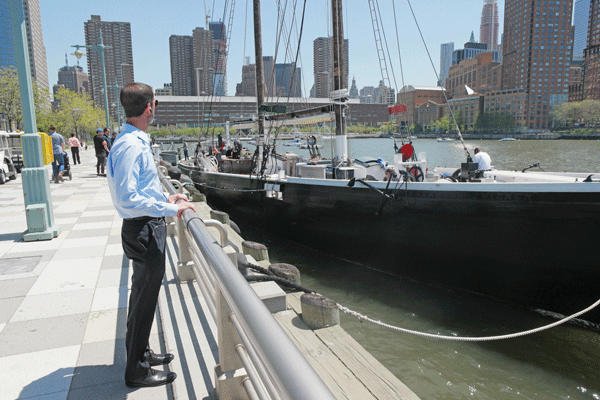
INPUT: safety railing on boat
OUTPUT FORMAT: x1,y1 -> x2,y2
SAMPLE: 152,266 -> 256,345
157,165 -> 336,400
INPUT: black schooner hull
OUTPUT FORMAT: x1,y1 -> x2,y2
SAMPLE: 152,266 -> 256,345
186,166 -> 600,324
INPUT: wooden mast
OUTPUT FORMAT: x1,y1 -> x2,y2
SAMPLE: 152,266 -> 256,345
253,0 -> 266,173
331,0 -> 348,165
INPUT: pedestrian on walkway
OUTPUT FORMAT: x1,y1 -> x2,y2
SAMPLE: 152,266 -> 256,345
49,125 -> 65,183
67,133 -> 81,165
93,128 -> 110,176
103,128 -> 112,151
107,82 -> 195,388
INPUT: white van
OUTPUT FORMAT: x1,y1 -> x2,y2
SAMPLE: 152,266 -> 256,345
0,131 -> 18,184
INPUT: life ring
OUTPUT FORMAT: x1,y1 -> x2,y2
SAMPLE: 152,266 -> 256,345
408,166 -> 424,182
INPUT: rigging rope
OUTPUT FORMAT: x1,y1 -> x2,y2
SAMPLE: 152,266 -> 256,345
245,261 -> 600,341
403,0 -> 471,161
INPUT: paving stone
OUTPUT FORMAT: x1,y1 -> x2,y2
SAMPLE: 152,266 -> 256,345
0,276 -> 37,298
11,289 -> 94,322
0,313 -> 87,357
0,345 -> 80,400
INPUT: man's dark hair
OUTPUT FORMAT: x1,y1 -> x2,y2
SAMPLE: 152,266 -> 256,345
49,125 -> 56,131
103,127 -> 109,133
71,133 -> 75,137
120,83 -> 153,118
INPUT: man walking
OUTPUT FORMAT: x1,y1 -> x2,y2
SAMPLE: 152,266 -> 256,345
67,133 -> 81,165
93,128 -> 110,176
49,125 -> 65,183
107,83 -> 195,388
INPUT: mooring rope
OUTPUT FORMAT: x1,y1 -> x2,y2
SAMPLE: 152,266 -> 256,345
247,262 -> 600,341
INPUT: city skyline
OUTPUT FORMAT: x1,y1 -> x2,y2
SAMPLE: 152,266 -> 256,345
38,0 -> 509,97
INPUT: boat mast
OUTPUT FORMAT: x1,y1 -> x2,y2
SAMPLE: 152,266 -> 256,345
331,0 -> 348,167
253,0 -> 266,173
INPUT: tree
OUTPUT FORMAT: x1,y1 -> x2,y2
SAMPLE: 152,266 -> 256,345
0,66 -> 52,132
53,87 -> 104,140
433,115 -> 451,134
0,67 -> 22,130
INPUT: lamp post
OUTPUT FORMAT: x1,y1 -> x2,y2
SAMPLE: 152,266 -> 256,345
108,84 -> 122,131
8,0 -> 60,240
72,30 -> 111,129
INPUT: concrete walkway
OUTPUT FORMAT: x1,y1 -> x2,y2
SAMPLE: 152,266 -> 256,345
0,150 -> 213,399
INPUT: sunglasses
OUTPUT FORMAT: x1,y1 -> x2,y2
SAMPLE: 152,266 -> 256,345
150,99 -> 159,109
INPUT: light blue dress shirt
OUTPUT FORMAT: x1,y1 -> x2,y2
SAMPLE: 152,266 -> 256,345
107,123 -> 178,219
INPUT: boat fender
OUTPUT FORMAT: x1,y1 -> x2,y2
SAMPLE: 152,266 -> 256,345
229,219 -> 241,235
167,166 -> 182,180
179,173 -> 193,184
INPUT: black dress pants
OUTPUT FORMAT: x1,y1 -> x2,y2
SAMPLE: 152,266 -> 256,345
71,147 -> 80,164
121,217 -> 167,381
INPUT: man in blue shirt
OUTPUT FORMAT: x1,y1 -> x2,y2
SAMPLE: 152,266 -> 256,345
49,125 -> 65,183
107,83 -> 195,388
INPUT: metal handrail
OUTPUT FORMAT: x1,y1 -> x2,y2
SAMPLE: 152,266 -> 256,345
158,168 -> 336,400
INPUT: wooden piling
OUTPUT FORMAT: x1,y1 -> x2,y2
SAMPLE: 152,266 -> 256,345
269,263 -> 301,285
300,293 -> 340,329
242,241 -> 269,262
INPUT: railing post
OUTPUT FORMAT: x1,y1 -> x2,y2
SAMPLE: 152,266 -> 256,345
215,287 -> 249,400
176,216 -> 195,282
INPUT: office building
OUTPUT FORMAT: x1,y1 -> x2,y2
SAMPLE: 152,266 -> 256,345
452,33 -> 498,65
84,15 -> 134,122
445,52 -> 501,98
501,0 -> 573,129
170,35 -> 195,96
274,62 -> 301,97
396,85 -> 447,127
349,76 -> 358,98
0,0 -> 48,90
209,22 -> 227,96
439,42 -> 454,87
582,0 -> 600,100
155,83 -> 173,96
573,0 -> 591,61
313,37 -> 349,98
480,0 -> 499,53
154,96 -> 390,127
234,56 -> 277,97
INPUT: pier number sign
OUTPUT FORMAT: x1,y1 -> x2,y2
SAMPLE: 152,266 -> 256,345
389,104 -> 407,115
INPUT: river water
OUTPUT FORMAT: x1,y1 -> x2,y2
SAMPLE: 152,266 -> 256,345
229,138 -> 600,399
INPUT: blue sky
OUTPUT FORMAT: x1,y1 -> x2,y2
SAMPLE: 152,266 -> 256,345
39,0 -> 503,96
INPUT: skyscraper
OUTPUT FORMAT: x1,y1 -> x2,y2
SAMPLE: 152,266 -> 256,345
439,42 -> 454,87
582,0 -> 600,99
84,15 -> 134,122
169,35 -> 195,96
0,0 -> 49,90
480,0 -> 499,53
274,63 -> 301,97
313,37 -> 349,98
209,21 -> 227,96
501,0 -> 574,129
573,0 -> 592,61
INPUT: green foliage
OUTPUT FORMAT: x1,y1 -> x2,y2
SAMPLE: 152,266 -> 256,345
474,112 -> 516,132
553,100 -> 600,128
52,88 -> 104,139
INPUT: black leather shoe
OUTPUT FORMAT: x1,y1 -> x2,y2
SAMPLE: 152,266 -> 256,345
146,351 -> 175,366
125,369 -> 177,388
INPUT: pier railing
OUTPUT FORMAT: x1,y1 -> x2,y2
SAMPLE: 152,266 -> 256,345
157,166 -> 336,400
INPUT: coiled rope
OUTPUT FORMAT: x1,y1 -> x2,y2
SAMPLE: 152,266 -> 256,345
246,262 -> 600,341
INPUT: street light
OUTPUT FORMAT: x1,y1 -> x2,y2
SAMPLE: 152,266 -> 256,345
72,29 -> 111,129
107,84 -> 122,131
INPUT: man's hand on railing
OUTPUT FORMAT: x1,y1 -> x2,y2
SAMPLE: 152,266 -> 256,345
168,194 -> 196,218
